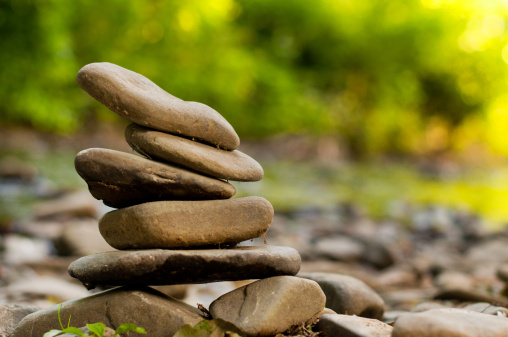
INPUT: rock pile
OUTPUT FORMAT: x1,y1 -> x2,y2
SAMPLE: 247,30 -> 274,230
14,63 -> 325,337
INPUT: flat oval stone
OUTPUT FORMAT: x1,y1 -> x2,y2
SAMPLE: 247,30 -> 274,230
76,63 -> 240,150
209,276 -> 325,337
125,124 -> 263,181
75,148 -> 235,208
99,197 -> 273,249
68,246 -> 301,290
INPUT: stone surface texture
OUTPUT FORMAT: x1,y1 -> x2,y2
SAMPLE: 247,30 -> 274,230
298,272 -> 385,319
209,276 -> 326,337
68,246 -> 301,290
392,308 -> 508,337
76,62 -> 239,150
74,148 -> 235,208
125,124 -> 263,181
14,286 -> 205,337
315,314 -> 393,337
99,197 -> 273,249
0,304 -> 39,337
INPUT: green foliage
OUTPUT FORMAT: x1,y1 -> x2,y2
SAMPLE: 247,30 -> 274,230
2,0 -> 508,156
42,304 -> 146,337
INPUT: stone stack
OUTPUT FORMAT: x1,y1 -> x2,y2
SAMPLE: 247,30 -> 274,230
67,62 -> 302,290
11,63 -> 327,337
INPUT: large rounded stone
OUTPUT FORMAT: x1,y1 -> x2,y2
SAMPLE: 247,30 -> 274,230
315,314 -> 393,337
74,148 -> 235,208
13,286 -> 205,337
209,276 -> 325,337
76,63 -> 239,150
68,246 -> 301,290
297,272 -> 385,319
99,197 -> 273,249
125,124 -> 263,181
392,308 -> 508,337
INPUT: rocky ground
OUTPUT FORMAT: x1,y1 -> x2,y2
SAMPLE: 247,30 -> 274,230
1,152 -> 508,336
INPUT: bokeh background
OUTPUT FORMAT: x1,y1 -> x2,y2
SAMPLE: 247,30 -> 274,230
3,0 -> 508,227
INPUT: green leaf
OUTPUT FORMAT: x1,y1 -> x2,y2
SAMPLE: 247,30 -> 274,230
172,325 -> 210,337
43,329 -> 63,337
87,322 -> 106,337
194,321 -> 213,332
113,323 -> 147,336
60,327 -> 87,337
57,304 -> 64,330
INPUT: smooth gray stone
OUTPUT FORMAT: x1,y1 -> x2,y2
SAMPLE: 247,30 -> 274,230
74,148 -> 236,208
315,314 -> 393,337
210,276 -> 325,337
392,308 -> 508,337
77,62 -> 239,150
13,286 -> 205,337
298,272 -> 385,319
462,302 -> 508,316
99,197 -> 273,249
68,246 -> 301,290
125,124 -> 263,181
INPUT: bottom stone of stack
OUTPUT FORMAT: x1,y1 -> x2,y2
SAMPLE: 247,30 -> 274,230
68,246 -> 301,290
13,286 -> 206,337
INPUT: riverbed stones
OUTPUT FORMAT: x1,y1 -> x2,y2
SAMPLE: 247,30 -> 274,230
68,246 -> 301,290
13,286 -> 206,337
209,276 -> 325,337
75,148 -> 236,208
99,196 -> 274,249
392,308 -> 508,337
315,314 -> 393,337
76,62 -> 239,150
125,123 -> 263,181
298,272 -> 385,319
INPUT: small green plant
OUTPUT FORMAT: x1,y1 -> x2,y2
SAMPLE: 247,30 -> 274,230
43,304 -> 147,337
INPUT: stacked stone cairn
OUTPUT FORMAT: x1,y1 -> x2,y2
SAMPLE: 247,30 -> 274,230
14,63 -> 326,337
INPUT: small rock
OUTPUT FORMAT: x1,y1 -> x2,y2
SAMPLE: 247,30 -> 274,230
411,301 -> 450,312
497,263 -> 508,282
462,302 -> 508,316
76,62 -> 240,150
14,286 -> 206,337
434,270 -> 475,290
68,246 -> 301,290
314,236 -> 365,262
74,148 -> 236,208
0,157 -> 38,181
33,190 -> 100,220
315,314 -> 393,337
125,124 -> 262,181
209,276 -> 325,337
55,218 -> 113,256
3,234 -> 52,265
392,308 -> 508,337
298,272 -> 385,319
0,304 -> 39,337
434,288 -> 508,307
99,197 -> 273,249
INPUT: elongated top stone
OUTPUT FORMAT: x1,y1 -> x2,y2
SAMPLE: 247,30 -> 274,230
68,246 -> 302,290
75,148 -> 235,208
126,124 -> 263,181
99,197 -> 273,249
76,62 -> 240,150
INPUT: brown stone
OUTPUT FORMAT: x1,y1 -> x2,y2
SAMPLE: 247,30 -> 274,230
99,197 -> 273,249
315,314 -> 393,337
68,246 -> 301,290
74,148 -> 235,208
13,286 -> 205,337
76,63 -> 239,150
125,124 -> 263,181
209,276 -> 326,337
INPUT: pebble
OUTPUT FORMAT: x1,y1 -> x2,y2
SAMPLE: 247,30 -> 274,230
99,197 -> 273,249
314,236 -> 366,262
68,246 -> 301,290
497,263 -> 508,282
209,276 -> 325,337
315,313 -> 393,337
0,304 -> 39,337
434,288 -> 508,307
14,286 -> 206,337
33,190 -> 100,220
298,272 -> 385,319
74,148 -> 236,208
392,308 -> 508,337
55,218 -> 113,256
125,123 -> 263,181
76,62 -> 240,150
462,302 -> 508,316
